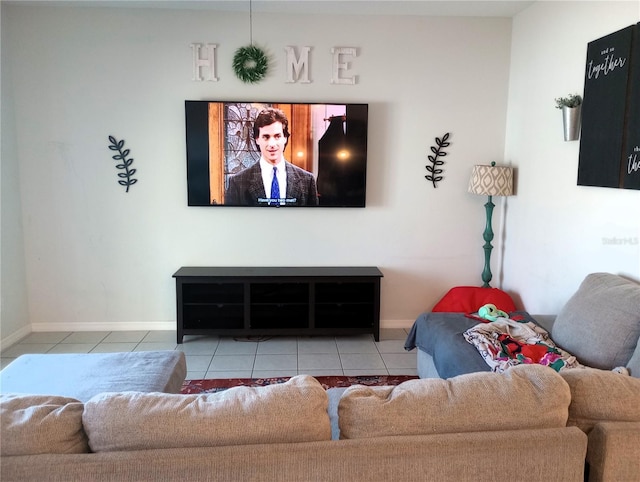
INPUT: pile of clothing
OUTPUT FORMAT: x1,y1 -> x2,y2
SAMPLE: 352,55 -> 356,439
463,304 -> 582,373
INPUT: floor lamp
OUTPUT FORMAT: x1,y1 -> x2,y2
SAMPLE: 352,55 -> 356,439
468,162 -> 514,288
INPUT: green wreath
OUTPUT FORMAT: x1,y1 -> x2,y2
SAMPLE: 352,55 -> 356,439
232,45 -> 268,84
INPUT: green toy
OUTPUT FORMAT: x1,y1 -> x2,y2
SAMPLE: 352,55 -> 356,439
478,303 -> 509,322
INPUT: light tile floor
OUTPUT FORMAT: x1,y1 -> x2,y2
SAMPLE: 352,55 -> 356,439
1,329 -> 417,379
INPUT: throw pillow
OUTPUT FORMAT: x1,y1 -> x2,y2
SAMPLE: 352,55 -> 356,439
551,273 -> 640,369
432,286 -> 516,313
338,364 -> 570,439
83,374 -> 331,452
0,394 -> 89,456
626,344 -> 640,377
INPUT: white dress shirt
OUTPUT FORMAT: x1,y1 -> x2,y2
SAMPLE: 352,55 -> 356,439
260,157 -> 287,204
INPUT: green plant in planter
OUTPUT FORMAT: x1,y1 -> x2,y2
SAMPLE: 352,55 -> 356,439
555,93 -> 583,109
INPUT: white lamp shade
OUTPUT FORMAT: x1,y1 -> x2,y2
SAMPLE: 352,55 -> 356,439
468,164 -> 514,196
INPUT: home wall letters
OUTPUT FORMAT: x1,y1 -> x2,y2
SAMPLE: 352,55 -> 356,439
190,43 -> 358,85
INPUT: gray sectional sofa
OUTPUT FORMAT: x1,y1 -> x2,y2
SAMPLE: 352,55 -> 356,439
408,273 -> 640,379
406,272 -> 640,482
1,369 -> 587,482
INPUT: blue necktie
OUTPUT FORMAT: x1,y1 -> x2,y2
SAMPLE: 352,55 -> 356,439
271,166 -> 280,205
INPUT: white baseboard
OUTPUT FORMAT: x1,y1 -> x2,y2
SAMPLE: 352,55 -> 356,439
380,319 -> 414,330
29,321 -> 176,332
1,320 -> 413,350
0,325 -> 31,351
27,320 -> 414,332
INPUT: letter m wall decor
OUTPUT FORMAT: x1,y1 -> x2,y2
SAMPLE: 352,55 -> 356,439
578,23 -> 640,190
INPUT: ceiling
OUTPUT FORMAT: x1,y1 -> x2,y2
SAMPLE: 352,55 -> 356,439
5,0 -> 537,18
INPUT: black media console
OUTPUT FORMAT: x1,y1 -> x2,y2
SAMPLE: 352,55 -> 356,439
173,267 -> 383,343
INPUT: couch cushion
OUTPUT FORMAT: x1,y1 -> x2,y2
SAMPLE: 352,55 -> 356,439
0,394 -> 89,455
83,374 -> 331,452
551,273 -> 640,370
338,364 -> 570,439
560,368 -> 640,433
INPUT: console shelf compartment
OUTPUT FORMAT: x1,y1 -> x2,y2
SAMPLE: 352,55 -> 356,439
173,267 -> 383,343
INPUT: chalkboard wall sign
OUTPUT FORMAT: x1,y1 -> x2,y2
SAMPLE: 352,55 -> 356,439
578,23 -> 640,190
623,24 -> 640,189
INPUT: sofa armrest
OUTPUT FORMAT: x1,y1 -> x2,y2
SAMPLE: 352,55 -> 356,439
531,314 -> 557,332
586,421 -> 640,482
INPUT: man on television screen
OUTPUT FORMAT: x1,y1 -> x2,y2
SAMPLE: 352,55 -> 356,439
225,108 -> 319,206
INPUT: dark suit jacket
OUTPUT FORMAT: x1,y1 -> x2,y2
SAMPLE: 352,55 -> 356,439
225,161 -> 319,206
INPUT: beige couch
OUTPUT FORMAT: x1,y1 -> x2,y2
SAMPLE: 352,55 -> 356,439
1,367 -> 586,482
411,273 -> 640,482
560,368 -> 640,482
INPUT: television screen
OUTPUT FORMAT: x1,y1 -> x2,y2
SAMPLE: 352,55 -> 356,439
185,101 -> 368,207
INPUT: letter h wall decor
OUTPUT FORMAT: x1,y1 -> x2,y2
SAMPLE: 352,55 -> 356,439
578,22 -> 640,190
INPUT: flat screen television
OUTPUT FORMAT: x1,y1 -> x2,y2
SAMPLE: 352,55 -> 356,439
185,101 -> 368,207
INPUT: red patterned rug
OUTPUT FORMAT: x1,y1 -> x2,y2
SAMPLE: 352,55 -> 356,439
181,375 -> 418,394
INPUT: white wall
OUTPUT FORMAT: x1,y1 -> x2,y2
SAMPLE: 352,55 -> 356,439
1,4 -> 31,348
503,1 -> 640,313
0,4 -> 513,339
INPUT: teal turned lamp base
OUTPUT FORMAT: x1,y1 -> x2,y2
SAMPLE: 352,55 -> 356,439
468,161 -> 513,288
481,195 -> 495,288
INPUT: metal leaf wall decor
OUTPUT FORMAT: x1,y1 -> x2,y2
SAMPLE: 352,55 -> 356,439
425,133 -> 451,188
107,135 -> 138,192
